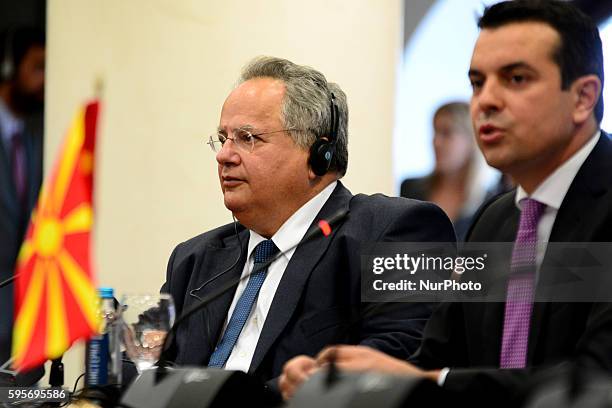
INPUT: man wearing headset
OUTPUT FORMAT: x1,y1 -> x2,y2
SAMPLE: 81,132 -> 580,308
0,26 -> 45,374
160,56 -> 455,391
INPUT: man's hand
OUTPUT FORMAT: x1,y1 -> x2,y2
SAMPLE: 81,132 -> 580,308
317,345 -> 441,382
279,355 -> 319,401
280,346 -> 442,401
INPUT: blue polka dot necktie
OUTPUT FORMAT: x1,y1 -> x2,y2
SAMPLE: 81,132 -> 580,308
208,239 -> 280,368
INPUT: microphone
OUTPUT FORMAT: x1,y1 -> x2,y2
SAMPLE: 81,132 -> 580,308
0,273 -> 18,289
156,208 -> 349,370
324,348 -> 339,388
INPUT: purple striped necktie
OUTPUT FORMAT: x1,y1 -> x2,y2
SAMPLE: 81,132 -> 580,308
10,131 -> 27,208
499,198 -> 546,369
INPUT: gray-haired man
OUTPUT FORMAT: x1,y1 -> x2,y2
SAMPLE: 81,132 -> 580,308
161,56 -> 455,390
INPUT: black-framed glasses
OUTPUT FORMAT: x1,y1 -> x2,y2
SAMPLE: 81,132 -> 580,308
207,128 -> 295,153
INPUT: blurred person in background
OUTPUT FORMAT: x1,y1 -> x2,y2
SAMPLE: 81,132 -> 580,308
0,26 -> 45,370
400,102 -> 495,239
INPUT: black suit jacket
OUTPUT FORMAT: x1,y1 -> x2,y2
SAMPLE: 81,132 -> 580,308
162,181 -> 456,383
411,132 -> 612,405
0,113 -> 43,367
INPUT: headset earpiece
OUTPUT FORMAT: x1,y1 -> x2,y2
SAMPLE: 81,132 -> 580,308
308,92 -> 339,176
309,138 -> 335,176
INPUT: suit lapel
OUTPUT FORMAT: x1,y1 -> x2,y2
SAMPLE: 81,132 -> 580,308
180,228 -> 248,364
528,133 -> 612,362
479,201 -> 518,363
249,183 -> 352,372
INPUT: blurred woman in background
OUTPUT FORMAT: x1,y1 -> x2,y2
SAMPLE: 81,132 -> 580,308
400,102 -> 496,240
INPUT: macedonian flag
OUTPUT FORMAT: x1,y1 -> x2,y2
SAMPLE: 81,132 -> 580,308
12,101 -> 101,371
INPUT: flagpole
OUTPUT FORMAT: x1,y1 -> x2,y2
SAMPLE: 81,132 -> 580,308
94,76 -> 104,99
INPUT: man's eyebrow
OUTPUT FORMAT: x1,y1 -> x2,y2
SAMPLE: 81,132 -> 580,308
499,61 -> 535,73
468,62 -> 535,78
468,69 -> 483,78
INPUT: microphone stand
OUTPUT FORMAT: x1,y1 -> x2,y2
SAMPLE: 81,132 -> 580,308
49,356 -> 64,387
0,357 -> 16,386
155,209 -> 349,376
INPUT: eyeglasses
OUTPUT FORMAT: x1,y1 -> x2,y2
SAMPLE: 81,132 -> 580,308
207,128 -> 294,153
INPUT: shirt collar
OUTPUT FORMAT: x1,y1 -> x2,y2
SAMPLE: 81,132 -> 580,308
0,97 -> 24,145
247,181 -> 338,261
515,130 -> 601,210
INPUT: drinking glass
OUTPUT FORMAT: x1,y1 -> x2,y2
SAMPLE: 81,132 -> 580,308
120,293 -> 175,372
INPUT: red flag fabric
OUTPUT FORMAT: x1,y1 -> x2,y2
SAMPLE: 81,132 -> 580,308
12,101 -> 100,371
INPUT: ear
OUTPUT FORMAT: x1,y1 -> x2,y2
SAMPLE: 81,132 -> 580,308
571,74 -> 601,124
308,165 -> 318,181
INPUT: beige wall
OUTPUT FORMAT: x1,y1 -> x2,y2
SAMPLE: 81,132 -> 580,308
46,0 -> 401,385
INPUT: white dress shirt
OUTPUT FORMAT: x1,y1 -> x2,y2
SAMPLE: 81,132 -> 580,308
438,130 -> 601,387
221,181 -> 337,372
514,130 -> 600,268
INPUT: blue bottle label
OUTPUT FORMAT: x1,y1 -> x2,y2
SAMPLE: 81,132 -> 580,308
85,333 -> 109,386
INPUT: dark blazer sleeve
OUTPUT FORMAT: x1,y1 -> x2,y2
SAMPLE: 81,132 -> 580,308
409,194 -> 511,368
407,196 -> 526,405
357,199 -> 456,359
156,244 -> 183,363
441,302 -> 612,406
158,235 -> 208,362
409,301 -> 469,369
160,244 -> 185,308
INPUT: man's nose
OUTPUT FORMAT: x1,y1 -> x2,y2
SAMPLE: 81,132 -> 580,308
216,138 -> 241,166
475,79 -> 504,116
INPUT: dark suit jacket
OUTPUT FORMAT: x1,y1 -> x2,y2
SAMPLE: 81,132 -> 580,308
161,181 -> 456,384
0,113 -> 43,367
411,132 -> 612,406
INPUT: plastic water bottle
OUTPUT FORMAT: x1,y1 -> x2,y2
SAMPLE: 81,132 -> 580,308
85,287 -> 122,386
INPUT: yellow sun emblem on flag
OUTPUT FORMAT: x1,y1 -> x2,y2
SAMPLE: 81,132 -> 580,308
12,104 -> 100,368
